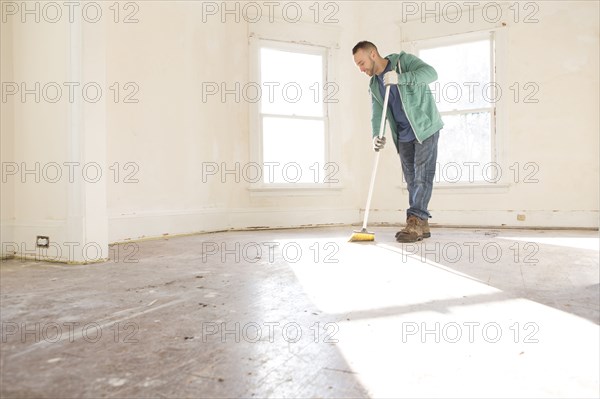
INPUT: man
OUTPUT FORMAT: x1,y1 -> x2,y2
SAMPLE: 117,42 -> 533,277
352,41 -> 443,243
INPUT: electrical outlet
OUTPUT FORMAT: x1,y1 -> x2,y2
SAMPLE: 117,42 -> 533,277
517,214 -> 526,221
36,236 -> 49,248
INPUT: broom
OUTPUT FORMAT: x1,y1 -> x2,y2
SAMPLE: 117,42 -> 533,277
349,83 -> 391,242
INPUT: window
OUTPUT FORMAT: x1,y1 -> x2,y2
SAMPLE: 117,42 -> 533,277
416,32 -> 496,183
257,41 -> 329,185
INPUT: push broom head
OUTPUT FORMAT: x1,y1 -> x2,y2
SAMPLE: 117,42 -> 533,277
349,228 -> 375,242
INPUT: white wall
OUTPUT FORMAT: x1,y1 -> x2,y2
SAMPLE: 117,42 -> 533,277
1,6 -> 108,261
1,1 -> 598,261
1,11 -> 73,260
105,2 -> 363,241
1,11 -> 14,252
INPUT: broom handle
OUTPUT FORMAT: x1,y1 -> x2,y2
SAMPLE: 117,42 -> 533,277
361,84 -> 391,230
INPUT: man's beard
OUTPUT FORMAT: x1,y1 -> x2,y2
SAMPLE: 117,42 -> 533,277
366,61 -> 375,76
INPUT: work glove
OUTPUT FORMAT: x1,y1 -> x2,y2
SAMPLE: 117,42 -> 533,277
373,135 -> 386,152
383,70 -> 399,86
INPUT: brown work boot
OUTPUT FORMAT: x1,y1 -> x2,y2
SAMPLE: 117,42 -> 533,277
422,219 -> 431,238
395,215 -> 425,243
396,217 -> 431,240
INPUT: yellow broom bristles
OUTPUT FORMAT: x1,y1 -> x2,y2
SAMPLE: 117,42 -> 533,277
348,230 -> 375,242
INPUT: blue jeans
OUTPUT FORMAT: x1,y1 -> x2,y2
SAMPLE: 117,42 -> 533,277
397,131 -> 439,220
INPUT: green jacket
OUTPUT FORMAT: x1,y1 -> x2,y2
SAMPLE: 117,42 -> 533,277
369,51 -> 444,147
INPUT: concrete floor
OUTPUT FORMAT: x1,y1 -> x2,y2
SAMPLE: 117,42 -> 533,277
1,226 -> 599,398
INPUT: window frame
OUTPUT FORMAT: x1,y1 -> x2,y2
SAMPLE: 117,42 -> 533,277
403,29 -> 510,190
248,38 -> 338,193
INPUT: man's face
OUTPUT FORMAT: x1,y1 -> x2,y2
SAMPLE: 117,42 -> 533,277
353,49 -> 376,77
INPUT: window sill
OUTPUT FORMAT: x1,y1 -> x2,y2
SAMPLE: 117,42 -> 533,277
248,184 -> 344,197
399,183 -> 511,194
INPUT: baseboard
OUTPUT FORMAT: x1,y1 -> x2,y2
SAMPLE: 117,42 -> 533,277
367,209 -> 599,229
108,207 -> 360,243
0,219 -> 13,258
1,219 -> 109,264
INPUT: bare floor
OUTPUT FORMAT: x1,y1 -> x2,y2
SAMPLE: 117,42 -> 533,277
1,227 -> 599,398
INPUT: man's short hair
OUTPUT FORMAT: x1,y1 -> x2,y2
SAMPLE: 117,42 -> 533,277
352,41 -> 378,55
